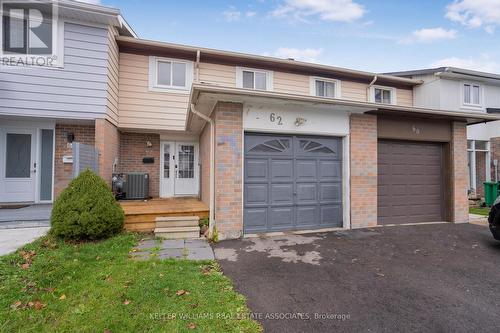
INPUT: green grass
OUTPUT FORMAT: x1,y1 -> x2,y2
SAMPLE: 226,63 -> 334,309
470,207 -> 490,216
0,233 -> 261,333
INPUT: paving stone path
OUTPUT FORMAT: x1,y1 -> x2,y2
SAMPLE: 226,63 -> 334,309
131,238 -> 215,260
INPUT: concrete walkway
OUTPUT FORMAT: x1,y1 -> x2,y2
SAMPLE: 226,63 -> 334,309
0,227 -> 50,255
0,204 -> 52,229
131,238 -> 215,260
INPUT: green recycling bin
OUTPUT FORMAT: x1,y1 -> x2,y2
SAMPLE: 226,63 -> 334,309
484,182 -> 499,207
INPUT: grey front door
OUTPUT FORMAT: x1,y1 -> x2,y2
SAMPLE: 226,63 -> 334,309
244,133 -> 343,233
378,140 -> 444,225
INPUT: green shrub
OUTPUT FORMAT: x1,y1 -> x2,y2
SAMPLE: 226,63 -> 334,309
50,169 -> 125,240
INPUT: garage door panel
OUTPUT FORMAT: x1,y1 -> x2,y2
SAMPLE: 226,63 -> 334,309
244,208 -> 267,231
271,184 -> 294,204
270,207 -> 294,228
320,183 -> 342,201
297,183 -> 317,202
378,140 -> 443,225
245,184 -> 268,205
319,161 -> 341,180
296,206 -> 318,227
271,159 -> 293,181
296,160 -> 317,180
246,159 -> 268,180
320,205 -> 343,227
391,164 -> 408,175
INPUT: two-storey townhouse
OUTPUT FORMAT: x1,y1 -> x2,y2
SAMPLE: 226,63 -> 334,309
0,0 -> 135,204
388,67 -> 500,199
113,36 -> 499,239
3,1 -> 500,240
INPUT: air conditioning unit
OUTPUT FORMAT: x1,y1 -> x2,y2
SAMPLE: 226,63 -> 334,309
112,172 -> 149,200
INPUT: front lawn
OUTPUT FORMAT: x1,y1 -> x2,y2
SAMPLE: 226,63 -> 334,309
469,207 -> 490,216
0,233 -> 261,333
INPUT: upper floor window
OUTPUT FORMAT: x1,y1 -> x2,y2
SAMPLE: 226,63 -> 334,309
310,77 -> 340,98
463,82 -> 481,107
370,85 -> 396,105
236,67 -> 273,91
149,56 -> 193,92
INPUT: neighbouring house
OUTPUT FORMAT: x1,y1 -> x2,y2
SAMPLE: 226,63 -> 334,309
1,1 -> 500,240
388,67 -> 500,199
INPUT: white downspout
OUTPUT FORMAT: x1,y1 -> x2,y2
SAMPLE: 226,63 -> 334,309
195,50 -> 201,83
367,75 -> 378,102
190,103 -> 216,237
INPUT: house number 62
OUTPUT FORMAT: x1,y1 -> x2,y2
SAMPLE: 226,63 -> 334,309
269,113 -> 283,125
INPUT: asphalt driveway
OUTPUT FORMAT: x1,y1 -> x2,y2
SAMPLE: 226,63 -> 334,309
214,223 -> 500,332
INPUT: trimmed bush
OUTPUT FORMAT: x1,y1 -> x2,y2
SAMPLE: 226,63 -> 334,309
50,170 -> 125,240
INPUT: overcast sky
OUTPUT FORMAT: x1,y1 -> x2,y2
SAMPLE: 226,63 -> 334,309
98,0 -> 500,74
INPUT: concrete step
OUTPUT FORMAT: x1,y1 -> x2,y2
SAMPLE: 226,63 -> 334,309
154,226 -> 201,239
155,216 -> 200,228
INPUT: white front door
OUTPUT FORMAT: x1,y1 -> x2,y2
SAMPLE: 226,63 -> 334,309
0,128 -> 37,203
160,141 -> 199,198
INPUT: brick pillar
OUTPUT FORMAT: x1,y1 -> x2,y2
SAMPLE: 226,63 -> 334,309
54,124 -> 95,198
214,102 -> 243,240
451,121 -> 469,223
350,114 -> 378,228
95,119 -> 120,185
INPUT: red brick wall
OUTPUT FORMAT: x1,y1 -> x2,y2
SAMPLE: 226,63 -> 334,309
95,119 -> 120,185
54,124 -> 95,198
451,122 -> 469,223
119,132 -> 160,198
214,102 -> 243,240
350,114 -> 378,228
199,123 -> 211,208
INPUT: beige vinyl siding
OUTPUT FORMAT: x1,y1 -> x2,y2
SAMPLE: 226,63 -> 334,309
198,62 -> 235,86
397,88 -> 413,107
106,26 -> 119,125
273,72 -> 309,95
118,53 -> 189,131
341,81 -> 367,102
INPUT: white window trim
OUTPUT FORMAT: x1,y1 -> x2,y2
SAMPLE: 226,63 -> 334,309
148,56 -> 194,93
461,81 -> 484,110
369,85 -> 397,105
236,67 -> 273,91
309,76 -> 341,99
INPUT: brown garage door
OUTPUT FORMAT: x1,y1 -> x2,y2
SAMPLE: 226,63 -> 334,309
378,140 -> 444,225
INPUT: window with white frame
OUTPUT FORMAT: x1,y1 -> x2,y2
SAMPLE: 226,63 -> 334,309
310,77 -> 340,98
372,86 -> 394,104
149,56 -> 193,92
463,82 -> 481,107
467,139 -> 491,193
236,67 -> 273,91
